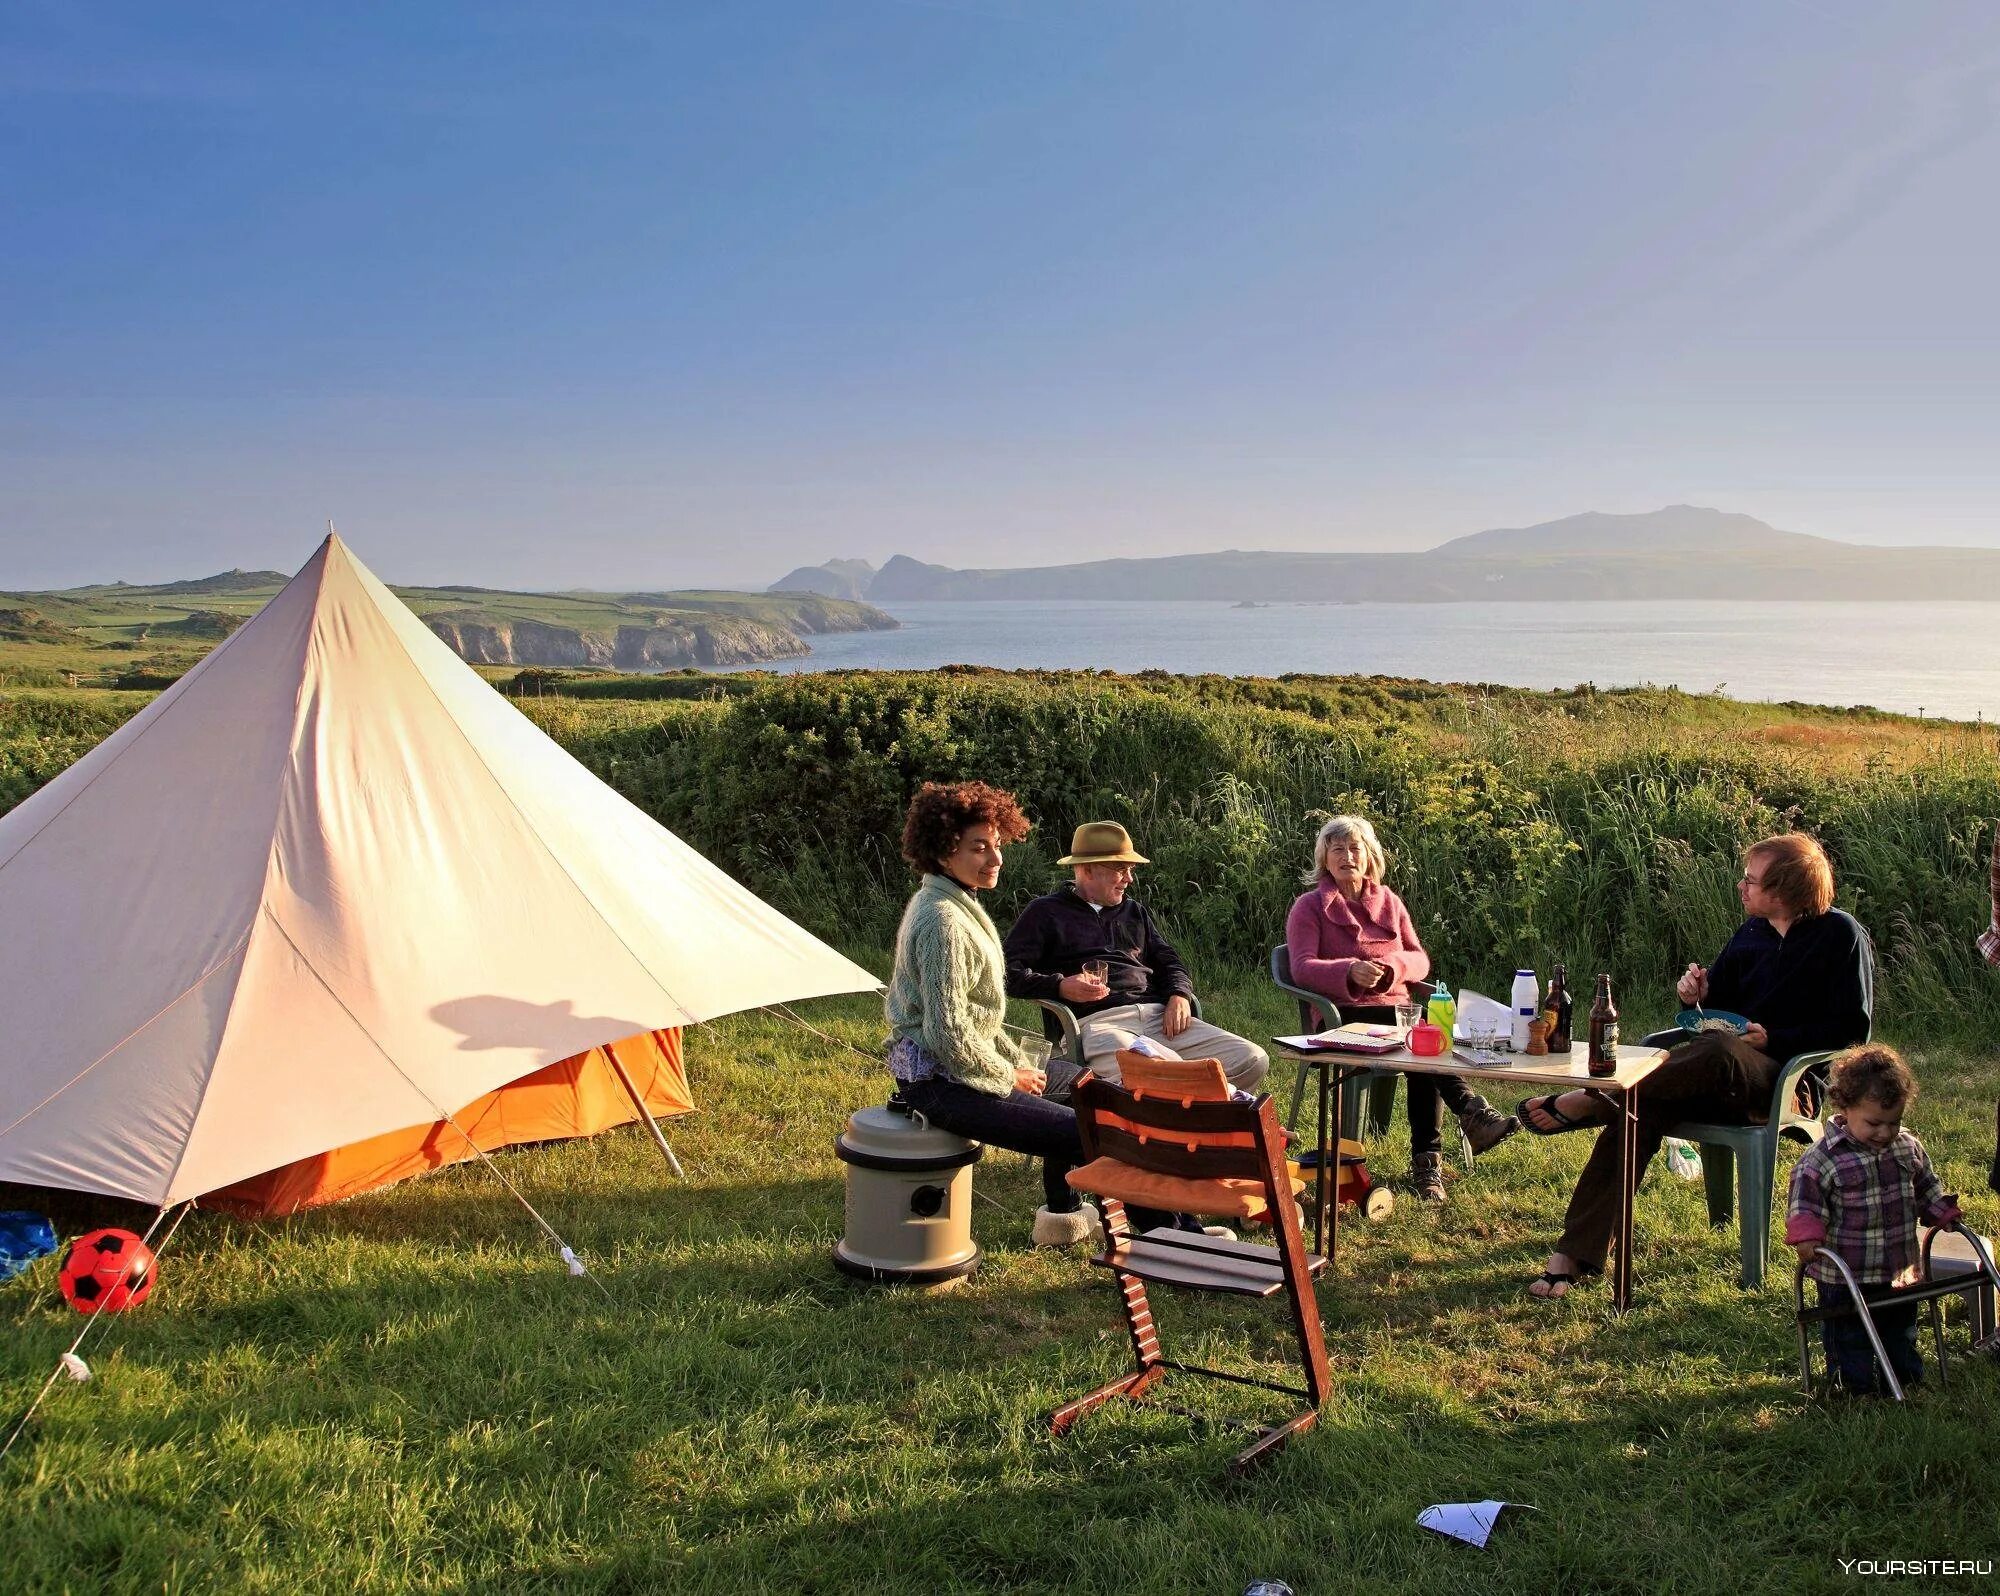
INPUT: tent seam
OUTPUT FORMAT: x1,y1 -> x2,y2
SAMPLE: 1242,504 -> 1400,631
0,922 -> 255,1158
152,542 -> 332,1201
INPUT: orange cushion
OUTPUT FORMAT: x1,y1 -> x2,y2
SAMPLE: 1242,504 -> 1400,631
1115,1051 -> 1231,1102
1067,1157 -> 1307,1220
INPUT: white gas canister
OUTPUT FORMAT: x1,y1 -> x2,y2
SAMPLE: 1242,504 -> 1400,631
1510,969 -> 1540,1052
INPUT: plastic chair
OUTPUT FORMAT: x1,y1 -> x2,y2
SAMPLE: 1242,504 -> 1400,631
1663,909 -> 1876,1289
1032,993 -> 1201,1104
1269,944 -> 1423,1143
1051,1056 -> 1329,1474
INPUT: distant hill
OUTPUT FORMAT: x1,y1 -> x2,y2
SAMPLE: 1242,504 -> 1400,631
770,558 -> 877,601
775,506 -> 2000,603
1431,505 -> 1832,558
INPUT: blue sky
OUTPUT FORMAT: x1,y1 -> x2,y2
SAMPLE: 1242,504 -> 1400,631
4,2 -> 1998,589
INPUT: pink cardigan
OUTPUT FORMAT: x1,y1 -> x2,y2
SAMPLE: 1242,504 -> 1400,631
1284,877 -> 1432,1008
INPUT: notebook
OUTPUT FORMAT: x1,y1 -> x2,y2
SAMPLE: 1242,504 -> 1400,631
1274,1023 -> 1408,1055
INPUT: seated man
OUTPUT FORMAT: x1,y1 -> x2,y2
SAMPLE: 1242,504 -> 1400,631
1003,821 -> 1269,1093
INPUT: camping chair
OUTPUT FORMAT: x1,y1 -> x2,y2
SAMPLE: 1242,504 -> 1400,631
1049,1054 -> 1330,1475
1792,1225 -> 2000,1400
1658,908 -> 1876,1289
1033,993 -> 1202,1105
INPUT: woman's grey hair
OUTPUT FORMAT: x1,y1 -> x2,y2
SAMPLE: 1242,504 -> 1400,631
1306,814 -> 1388,886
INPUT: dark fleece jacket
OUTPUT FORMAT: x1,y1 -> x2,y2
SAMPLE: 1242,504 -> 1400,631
1002,884 -> 1194,1020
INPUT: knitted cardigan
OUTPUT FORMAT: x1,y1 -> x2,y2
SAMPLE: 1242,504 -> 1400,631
1284,876 -> 1432,1007
885,874 -> 1024,1096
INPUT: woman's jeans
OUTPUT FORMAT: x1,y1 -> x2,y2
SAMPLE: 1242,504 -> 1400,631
900,1074 -> 1181,1231
1348,1003 -> 1481,1156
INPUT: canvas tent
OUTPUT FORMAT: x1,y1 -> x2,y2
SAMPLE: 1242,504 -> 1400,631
0,534 -> 879,1213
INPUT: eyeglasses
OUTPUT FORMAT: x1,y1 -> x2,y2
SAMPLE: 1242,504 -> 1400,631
1738,873 -> 1767,887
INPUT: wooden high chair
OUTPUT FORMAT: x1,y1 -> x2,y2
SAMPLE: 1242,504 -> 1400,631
1049,1053 -> 1331,1475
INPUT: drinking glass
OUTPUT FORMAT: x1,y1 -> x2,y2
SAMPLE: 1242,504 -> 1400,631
1082,959 -> 1109,985
1394,1002 -> 1422,1035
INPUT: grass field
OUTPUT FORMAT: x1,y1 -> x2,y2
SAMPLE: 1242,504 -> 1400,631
4,958 -> 1997,1594
3,665 -> 1999,1590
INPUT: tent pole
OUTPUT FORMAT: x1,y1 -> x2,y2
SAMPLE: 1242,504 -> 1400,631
606,1053 -> 688,1180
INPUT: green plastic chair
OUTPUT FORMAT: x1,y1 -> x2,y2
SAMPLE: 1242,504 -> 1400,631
1269,943 -> 1413,1143
1661,909 -> 1876,1289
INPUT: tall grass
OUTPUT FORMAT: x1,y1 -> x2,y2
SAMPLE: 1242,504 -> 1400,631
517,671 -> 2000,1040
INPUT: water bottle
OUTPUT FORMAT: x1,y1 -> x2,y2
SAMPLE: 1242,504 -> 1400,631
1427,979 -> 1456,1040
1510,968 -> 1539,1052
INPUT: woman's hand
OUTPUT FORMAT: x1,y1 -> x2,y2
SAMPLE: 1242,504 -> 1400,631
1741,1021 -> 1769,1050
1350,959 -> 1390,992
1675,963 -> 1709,1005
1014,1063 -> 1048,1096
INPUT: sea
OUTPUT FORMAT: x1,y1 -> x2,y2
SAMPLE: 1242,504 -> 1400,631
729,599 -> 1999,723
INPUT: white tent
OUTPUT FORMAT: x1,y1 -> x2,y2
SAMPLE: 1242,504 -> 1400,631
0,534 -> 878,1205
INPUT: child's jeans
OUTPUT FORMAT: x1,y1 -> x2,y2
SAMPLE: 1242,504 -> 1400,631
1817,1280 -> 1924,1393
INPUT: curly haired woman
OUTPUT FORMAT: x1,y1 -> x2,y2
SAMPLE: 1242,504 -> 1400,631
885,780 -> 1182,1246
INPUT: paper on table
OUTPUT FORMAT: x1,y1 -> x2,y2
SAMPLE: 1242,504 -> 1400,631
1417,1500 -> 1534,1548
1451,988 -> 1512,1042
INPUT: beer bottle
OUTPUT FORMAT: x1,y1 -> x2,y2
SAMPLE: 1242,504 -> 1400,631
1544,964 -> 1573,1054
1586,973 -> 1618,1075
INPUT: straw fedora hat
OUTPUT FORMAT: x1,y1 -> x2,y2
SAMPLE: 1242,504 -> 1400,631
1058,821 -> 1149,867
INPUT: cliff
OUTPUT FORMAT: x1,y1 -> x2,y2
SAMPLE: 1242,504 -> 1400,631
423,613 -> 812,668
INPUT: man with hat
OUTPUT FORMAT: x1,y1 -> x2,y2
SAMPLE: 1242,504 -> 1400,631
1002,821 -> 1269,1091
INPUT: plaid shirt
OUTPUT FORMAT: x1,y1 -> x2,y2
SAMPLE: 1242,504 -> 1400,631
1785,1118 -> 1960,1287
1979,823 -> 2000,967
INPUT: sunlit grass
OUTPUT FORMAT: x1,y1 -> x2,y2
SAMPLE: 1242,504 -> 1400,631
5,966 -> 1997,1593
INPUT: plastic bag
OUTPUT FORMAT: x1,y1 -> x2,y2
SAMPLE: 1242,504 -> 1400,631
0,1211 -> 58,1282
1663,1139 -> 1702,1181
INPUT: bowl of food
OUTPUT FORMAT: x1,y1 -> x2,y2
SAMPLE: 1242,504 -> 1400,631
1676,1008 -> 1749,1036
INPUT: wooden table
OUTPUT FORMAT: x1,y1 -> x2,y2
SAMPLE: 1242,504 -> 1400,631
1271,1039 -> 1670,1312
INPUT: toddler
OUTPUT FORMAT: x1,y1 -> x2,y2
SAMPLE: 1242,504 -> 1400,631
1786,1044 -> 1960,1393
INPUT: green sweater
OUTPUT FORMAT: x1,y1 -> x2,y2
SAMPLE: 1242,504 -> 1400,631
885,874 -> 1024,1096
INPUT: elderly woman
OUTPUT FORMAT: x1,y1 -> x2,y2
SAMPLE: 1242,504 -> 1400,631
886,780 -> 1186,1247
1522,831 -> 1872,1298
1284,815 -> 1517,1203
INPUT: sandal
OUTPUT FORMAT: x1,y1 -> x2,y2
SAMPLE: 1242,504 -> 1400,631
1526,1261 -> 1603,1300
1519,1091 -> 1611,1136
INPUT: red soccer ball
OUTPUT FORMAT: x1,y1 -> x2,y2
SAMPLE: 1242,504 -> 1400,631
57,1228 -> 157,1314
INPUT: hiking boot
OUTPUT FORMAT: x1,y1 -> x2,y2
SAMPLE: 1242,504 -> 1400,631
1458,1095 -> 1520,1156
1412,1151 -> 1448,1204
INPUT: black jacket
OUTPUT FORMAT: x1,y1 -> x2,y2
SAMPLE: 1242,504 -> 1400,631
1002,885 -> 1194,1019
1705,909 -> 1871,1065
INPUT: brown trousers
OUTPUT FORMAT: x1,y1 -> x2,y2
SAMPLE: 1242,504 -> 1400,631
1556,1031 -> 1780,1269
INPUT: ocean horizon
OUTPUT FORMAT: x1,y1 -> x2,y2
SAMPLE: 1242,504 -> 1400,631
721,598 -> 2000,723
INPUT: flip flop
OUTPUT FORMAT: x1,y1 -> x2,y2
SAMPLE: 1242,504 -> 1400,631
1527,1260 -> 1603,1300
1520,1092 -> 1600,1136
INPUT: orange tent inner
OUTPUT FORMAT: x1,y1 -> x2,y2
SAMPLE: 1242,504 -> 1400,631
204,1027 -> 690,1216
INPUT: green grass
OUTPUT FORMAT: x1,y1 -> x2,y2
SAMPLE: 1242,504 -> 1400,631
5,963 -> 1998,1594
